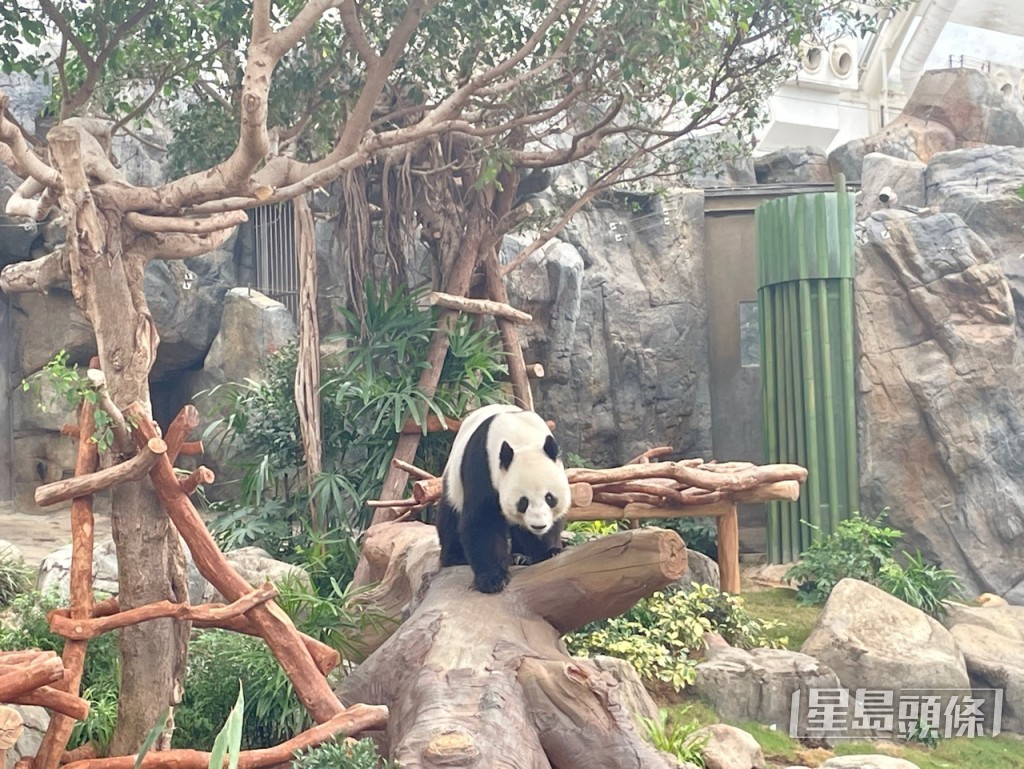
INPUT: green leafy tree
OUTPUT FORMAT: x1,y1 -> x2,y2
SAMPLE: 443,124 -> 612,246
0,0 -> 903,753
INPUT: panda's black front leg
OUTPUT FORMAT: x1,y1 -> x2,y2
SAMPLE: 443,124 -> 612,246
459,508 -> 512,593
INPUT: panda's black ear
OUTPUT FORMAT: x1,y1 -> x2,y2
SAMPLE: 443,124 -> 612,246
499,441 -> 515,470
543,435 -> 559,461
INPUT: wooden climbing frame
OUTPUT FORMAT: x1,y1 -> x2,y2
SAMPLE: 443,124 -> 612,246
2,360 -> 387,769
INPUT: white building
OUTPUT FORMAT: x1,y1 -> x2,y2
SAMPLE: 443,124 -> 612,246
757,0 -> 1024,153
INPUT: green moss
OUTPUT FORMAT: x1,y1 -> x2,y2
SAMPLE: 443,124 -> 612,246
735,587 -> 822,650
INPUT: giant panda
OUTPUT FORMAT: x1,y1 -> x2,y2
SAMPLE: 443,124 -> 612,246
437,403 -> 571,594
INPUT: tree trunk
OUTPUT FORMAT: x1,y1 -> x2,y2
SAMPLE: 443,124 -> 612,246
343,525 -> 689,769
48,124 -> 188,755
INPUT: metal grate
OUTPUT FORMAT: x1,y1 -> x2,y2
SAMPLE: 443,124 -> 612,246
250,201 -> 299,319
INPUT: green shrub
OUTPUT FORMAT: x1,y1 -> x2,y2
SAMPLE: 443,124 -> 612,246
0,591 -> 120,752
878,551 -> 964,619
175,629 -> 304,750
783,513 -> 902,605
0,546 -> 31,606
783,513 -> 963,617
639,707 -> 707,767
203,278 -> 508,553
292,737 -> 400,769
565,585 -> 786,689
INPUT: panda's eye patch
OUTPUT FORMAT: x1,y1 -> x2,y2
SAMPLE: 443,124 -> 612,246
545,493 -> 557,508
516,497 -> 529,514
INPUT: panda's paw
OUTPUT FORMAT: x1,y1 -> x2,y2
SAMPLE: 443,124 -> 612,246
543,546 -> 563,560
473,570 -> 510,594
511,553 -> 533,566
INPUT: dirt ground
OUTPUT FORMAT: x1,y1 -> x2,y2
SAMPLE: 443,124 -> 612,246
0,497 -> 113,567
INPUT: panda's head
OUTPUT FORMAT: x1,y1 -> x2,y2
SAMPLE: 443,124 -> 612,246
495,431 -> 571,535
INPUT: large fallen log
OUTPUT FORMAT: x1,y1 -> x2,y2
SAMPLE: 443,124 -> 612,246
343,524 -> 689,768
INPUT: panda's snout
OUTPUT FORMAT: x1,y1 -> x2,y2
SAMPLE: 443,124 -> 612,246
528,522 -> 548,533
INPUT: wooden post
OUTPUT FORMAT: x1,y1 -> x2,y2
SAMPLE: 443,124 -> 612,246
126,405 -> 345,724
34,396 -> 99,769
716,504 -> 741,594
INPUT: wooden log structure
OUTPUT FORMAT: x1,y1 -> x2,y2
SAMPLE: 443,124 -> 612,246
59,704 -> 389,769
372,451 -> 806,595
426,290 -> 533,324
33,437 -> 166,507
23,393 -> 98,769
125,403 -> 346,724
343,524 -> 687,768
48,585 -> 279,641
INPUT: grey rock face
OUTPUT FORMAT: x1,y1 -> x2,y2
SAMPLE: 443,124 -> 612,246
858,153 -> 926,218
675,549 -> 720,591
507,190 -> 713,465
202,288 -> 298,385
695,646 -> 839,728
754,147 -> 832,184
828,116 -> 956,182
800,579 -> 970,694
855,210 -> 1024,600
942,604 -> 1024,733
36,539 -> 310,605
904,68 -> 1024,148
145,244 -> 239,377
4,705 -> 49,769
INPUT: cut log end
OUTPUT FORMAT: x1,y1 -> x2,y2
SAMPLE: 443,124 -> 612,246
659,529 -> 688,580
422,730 -> 480,765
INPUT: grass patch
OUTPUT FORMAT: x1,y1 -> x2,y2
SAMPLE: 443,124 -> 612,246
834,736 -> 1024,769
738,588 -> 821,650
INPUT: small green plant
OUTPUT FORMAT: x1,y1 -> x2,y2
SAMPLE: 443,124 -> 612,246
784,512 -> 963,617
21,350 -> 122,451
783,513 -> 903,605
292,737 -> 401,769
903,717 -> 941,748
878,551 -> 964,619
0,546 -> 32,606
639,707 -> 707,767
0,590 -> 121,752
565,519 -> 623,546
565,585 -> 785,689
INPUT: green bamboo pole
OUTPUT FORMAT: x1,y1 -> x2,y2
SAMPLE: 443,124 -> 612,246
834,178 -> 859,520
760,289 -> 780,562
817,280 -> 841,536
798,201 -> 822,544
786,281 -> 807,555
777,284 -> 795,563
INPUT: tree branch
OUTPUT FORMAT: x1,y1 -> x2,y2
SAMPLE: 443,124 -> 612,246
125,210 -> 248,235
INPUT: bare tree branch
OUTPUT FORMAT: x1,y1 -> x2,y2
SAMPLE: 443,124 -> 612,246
0,93 -> 61,190
134,226 -> 239,261
125,210 -> 248,235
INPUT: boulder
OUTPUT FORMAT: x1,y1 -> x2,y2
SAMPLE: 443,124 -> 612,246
695,646 -> 840,728
197,546 -> 312,604
923,147 -> 1024,330
201,288 -> 298,386
675,549 -> 720,591
857,153 -> 926,218
800,579 -> 969,694
0,539 -> 25,567
828,115 -> 955,181
11,290 -> 96,375
819,758 -> 920,769
507,189 -> 713,465
36,540 -> 310,605
693,723 -> 765,769
4,705 -> 48,769
943,604 -> 1024,733
37,539 -> 120,597
754,147 -> 832,184
856,210 -> 1024,600
145,243 -> 239,377
904,68 -> 1024,148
